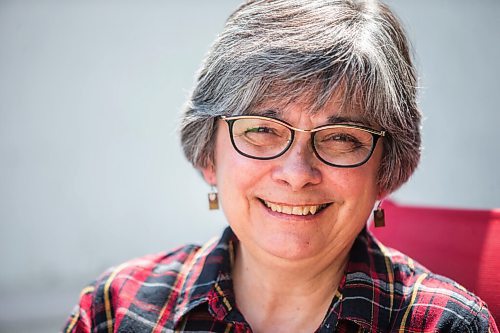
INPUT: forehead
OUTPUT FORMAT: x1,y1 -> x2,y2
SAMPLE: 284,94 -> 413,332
247,90 -> 367,125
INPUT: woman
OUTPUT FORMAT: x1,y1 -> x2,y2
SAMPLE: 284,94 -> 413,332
64,0 -> 498,332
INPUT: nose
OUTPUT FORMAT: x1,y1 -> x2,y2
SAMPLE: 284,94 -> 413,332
271,134 -> 322,191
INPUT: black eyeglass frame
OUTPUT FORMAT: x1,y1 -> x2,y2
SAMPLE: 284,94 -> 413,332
220,115 -> 386,168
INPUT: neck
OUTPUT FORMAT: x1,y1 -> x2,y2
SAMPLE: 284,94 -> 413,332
232,243 -> 349,333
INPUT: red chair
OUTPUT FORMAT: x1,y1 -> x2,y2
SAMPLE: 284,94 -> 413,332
369,200 -> 500,323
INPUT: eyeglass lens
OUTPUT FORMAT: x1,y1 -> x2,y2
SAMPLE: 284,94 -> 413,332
230,117 -> 377,167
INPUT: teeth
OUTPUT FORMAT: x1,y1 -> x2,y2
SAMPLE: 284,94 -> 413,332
263,201 -> 326,216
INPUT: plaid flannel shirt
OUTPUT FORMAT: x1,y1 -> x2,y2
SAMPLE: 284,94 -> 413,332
63,227 -> 498,332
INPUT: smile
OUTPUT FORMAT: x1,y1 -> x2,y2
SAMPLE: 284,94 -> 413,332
262,200 -> 330,216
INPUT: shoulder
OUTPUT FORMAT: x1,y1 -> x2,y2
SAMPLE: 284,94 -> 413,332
382,245 -> 495,332
101,243 -> 201,281
64,229 -> 235,332
93,243 -> 201,301
64,244 -> 202,332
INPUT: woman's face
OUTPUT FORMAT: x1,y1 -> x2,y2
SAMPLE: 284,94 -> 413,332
201,95 -> 384,262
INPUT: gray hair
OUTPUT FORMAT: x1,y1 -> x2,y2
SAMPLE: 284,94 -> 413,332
180,0 -> 421,195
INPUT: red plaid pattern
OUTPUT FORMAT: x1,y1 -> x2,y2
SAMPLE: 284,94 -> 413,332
63,227 -> 498,332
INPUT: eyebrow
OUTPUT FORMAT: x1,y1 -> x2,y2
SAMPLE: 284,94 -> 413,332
326,115 -> 367,126
250,109 -> 280,118
250,109 -> 368,126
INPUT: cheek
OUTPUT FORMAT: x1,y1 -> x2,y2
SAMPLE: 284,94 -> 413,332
323,160 -> 380,224
214,133 -> 267,205
328,167 -> 380,236
328,167 -> 378,196
337,144 -> 382,197
215,156 -> 270,234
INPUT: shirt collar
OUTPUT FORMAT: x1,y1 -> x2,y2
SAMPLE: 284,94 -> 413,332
173,227 -> 238,326
327,228 -> 395,332
173,227 -> 396,331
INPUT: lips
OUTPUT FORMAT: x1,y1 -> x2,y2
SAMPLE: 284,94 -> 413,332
261,199 -> 330,216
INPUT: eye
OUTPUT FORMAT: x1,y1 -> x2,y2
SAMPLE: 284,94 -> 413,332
315,127 -> 373,154
245,126 -> 278,135
324,133 -> 361,145
231,117 -> 290,149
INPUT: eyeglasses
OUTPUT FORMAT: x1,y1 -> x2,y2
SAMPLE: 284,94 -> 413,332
220,115 -> 385,168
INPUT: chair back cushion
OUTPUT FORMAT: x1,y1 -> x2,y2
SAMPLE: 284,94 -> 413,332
369,200 -> 500,323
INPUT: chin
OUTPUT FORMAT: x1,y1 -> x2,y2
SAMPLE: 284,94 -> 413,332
254,231 -> 326,261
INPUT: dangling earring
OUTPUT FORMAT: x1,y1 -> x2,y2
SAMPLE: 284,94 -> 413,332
373,200 -> 385,228
208,185 -> 219,210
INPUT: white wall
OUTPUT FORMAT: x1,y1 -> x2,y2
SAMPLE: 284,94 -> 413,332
0,1 -> 499,331
386,0 -> 500,209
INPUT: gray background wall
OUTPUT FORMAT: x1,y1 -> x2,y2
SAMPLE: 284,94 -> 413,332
0,1 -> 499,332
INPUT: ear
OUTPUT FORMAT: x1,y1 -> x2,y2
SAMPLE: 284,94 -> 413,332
200,164 -> 217,185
